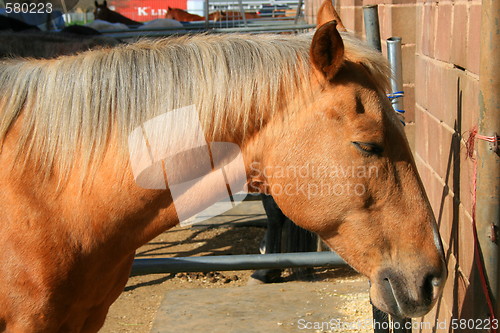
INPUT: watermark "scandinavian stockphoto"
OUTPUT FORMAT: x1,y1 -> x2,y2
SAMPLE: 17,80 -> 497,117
297,318 -> 499,331
249,162 -> 379,199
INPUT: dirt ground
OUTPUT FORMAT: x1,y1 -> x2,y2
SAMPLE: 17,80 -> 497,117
99,223 -> 371,333
99,201 -> 372,333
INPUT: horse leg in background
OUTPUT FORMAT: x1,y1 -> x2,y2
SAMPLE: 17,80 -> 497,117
250,195 -> 319,283
249,194 -> 285,284
284,218 -> 318,280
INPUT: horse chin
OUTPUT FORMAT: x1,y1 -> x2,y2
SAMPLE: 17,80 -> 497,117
369,276 -> 438,319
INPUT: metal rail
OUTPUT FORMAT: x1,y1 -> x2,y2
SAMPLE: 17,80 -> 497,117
99,22 -> 315,39
131,251 -> 345,276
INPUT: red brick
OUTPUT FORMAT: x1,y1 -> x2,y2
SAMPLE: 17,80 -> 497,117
426,62 -> 444,119
379,4 -> 392,41
416,3 -> 424,54
434,3 -> 453,62
436,298 -> 452,333
353,6 -> 364,37
339,7 -> 355,32
380,39 -> 388,58
451,3 -> 468,68
437,124 -> 455,181
458,205 -> 474,278
427,66 -> 460,129
415,105 -> 429,161
402,44 -> 416,83
415,55 -> 428,109
429,173 -> 445,218
459,142 -> 475,214
337,0 -> 362,6
427,114 -> 442,172
388,0 -> 417,4
467,4 -> 481,74
391,5 -> 417,45
402,84 -> 415,122
421,3 -> 437,57
404,123 -> 416,152
460,74 -> 480,134
442,253 -> 457,309
418,303 -> 438,333
415,153 -> 430,186
422,169 -> 435,210
438,193 -> 454,252
442,67 -> 461,128
456,273 -> 471,316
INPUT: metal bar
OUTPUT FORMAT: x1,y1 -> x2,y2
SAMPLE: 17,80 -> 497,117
477,0 -> 500,318
131,251 -> 345,276
363,5 -> 381,52
99,24 -> 316,39
387,37 -> 404,113
294,0 -> 304,25
204,0 -> 209,30
209,24 -> 315,33
237,0 -> 247,27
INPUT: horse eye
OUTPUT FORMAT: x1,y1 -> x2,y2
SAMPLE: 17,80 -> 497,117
352,141 -> 384,156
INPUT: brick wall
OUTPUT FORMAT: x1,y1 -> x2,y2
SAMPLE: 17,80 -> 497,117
413,0 -> 486,328
314,0 -> 488,329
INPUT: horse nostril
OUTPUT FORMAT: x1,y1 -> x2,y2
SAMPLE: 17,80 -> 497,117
423,272 -> 443,301
431,276 -> 442,287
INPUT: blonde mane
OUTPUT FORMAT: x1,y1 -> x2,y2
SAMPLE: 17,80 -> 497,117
0,32 -> 389,181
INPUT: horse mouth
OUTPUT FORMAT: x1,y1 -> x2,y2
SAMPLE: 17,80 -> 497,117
371,278 -> 406,318
370,272 -> 437,319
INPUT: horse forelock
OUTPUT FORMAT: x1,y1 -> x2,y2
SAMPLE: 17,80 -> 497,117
0,32 -> 390,185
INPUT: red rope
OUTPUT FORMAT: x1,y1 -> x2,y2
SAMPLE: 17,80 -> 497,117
466,127 -> 498,332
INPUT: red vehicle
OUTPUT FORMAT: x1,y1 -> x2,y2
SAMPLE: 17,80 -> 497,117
108,0 -> 187,21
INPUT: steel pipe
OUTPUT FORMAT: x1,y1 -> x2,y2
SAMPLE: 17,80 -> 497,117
131,251 -> 345,276
363,5 -> 382,52
387,37 -> 404,113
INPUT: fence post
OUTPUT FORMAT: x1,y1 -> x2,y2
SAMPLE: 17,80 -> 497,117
477,0 -> 500,319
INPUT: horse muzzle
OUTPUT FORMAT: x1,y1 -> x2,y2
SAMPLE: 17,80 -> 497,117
369,262 -> 447,318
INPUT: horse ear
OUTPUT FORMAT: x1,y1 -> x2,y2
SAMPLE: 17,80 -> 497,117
103,0 -> 107,6
168,6 -> 171,10
310,20 -> 345,81
317,0 -> 347,31
94,1 -> 98,7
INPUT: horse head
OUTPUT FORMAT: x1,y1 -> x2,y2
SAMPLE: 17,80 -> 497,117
93,1 -> 108,20
245,3 -> 447,318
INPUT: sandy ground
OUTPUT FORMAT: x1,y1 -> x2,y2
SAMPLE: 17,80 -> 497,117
99,202 -> 372,333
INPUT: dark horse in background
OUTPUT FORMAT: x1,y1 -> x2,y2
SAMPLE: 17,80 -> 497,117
0,16 -> 40,32
251,195 -> 318,283
94,1 -> 142,26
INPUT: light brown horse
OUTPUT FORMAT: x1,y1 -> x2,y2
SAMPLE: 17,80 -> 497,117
165,7 -> 216,22
0,2 -> 446,331
165,7 -> 257,22
94,1 -> 142,26
217,10 -> 260,20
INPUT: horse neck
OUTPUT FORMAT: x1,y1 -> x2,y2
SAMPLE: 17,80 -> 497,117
108,10 -> 140,25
